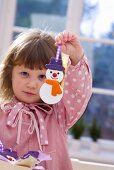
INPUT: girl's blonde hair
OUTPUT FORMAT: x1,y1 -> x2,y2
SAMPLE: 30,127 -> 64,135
0,29 -> 57,100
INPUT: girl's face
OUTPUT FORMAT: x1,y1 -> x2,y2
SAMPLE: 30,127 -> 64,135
12,65 -> 46,103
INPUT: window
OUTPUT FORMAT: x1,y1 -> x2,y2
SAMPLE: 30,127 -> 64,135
81,0 -> 114,140
15,0 -> 68,32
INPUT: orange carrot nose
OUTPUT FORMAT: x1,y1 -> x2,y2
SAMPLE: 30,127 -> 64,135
52,73 -> 57,77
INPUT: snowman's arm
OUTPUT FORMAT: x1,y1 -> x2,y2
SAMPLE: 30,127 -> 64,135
54,56 -> 92,132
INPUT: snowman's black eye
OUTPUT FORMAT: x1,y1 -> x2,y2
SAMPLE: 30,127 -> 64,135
50,71 -> 52,74
57,72 -> 60,75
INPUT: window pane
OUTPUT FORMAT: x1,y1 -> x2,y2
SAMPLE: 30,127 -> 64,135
82,41 -> 114,90
15,0 -> 68,33
81,0 -> 114,39
84,94 -> 114,140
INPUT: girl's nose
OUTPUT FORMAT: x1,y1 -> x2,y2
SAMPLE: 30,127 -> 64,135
52,73 -> 57,77
27,79 -> 38,88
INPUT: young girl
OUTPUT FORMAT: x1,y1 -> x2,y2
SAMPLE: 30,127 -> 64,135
0,29 -> 92,170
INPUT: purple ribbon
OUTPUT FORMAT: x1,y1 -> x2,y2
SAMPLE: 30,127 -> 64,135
55,45 -> 61,62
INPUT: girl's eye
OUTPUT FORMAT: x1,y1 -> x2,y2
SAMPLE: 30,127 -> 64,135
20,72 -> 29,77
38,74 -> 46,80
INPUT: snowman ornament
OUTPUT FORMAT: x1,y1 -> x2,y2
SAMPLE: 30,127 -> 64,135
39,45 -> 65,104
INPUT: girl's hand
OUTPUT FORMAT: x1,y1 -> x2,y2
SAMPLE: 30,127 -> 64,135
55,31 -> 84,66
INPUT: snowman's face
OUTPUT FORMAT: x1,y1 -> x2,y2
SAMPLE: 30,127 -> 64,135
46,69 -> 64,82
6,155 -> 16,162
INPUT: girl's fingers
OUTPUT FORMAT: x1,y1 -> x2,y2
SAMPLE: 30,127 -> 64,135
55,31 -> 77,45
55,32 -> 63,45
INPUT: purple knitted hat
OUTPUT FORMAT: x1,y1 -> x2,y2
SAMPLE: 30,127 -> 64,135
45,57 -> 64,71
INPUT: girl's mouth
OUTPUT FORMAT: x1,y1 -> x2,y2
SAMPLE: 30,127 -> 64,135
23,91 -> 35,96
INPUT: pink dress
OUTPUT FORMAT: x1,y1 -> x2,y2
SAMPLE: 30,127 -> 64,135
0,57 -> 92,170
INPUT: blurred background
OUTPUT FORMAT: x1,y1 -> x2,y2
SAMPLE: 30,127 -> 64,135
0,0 -> 114,165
